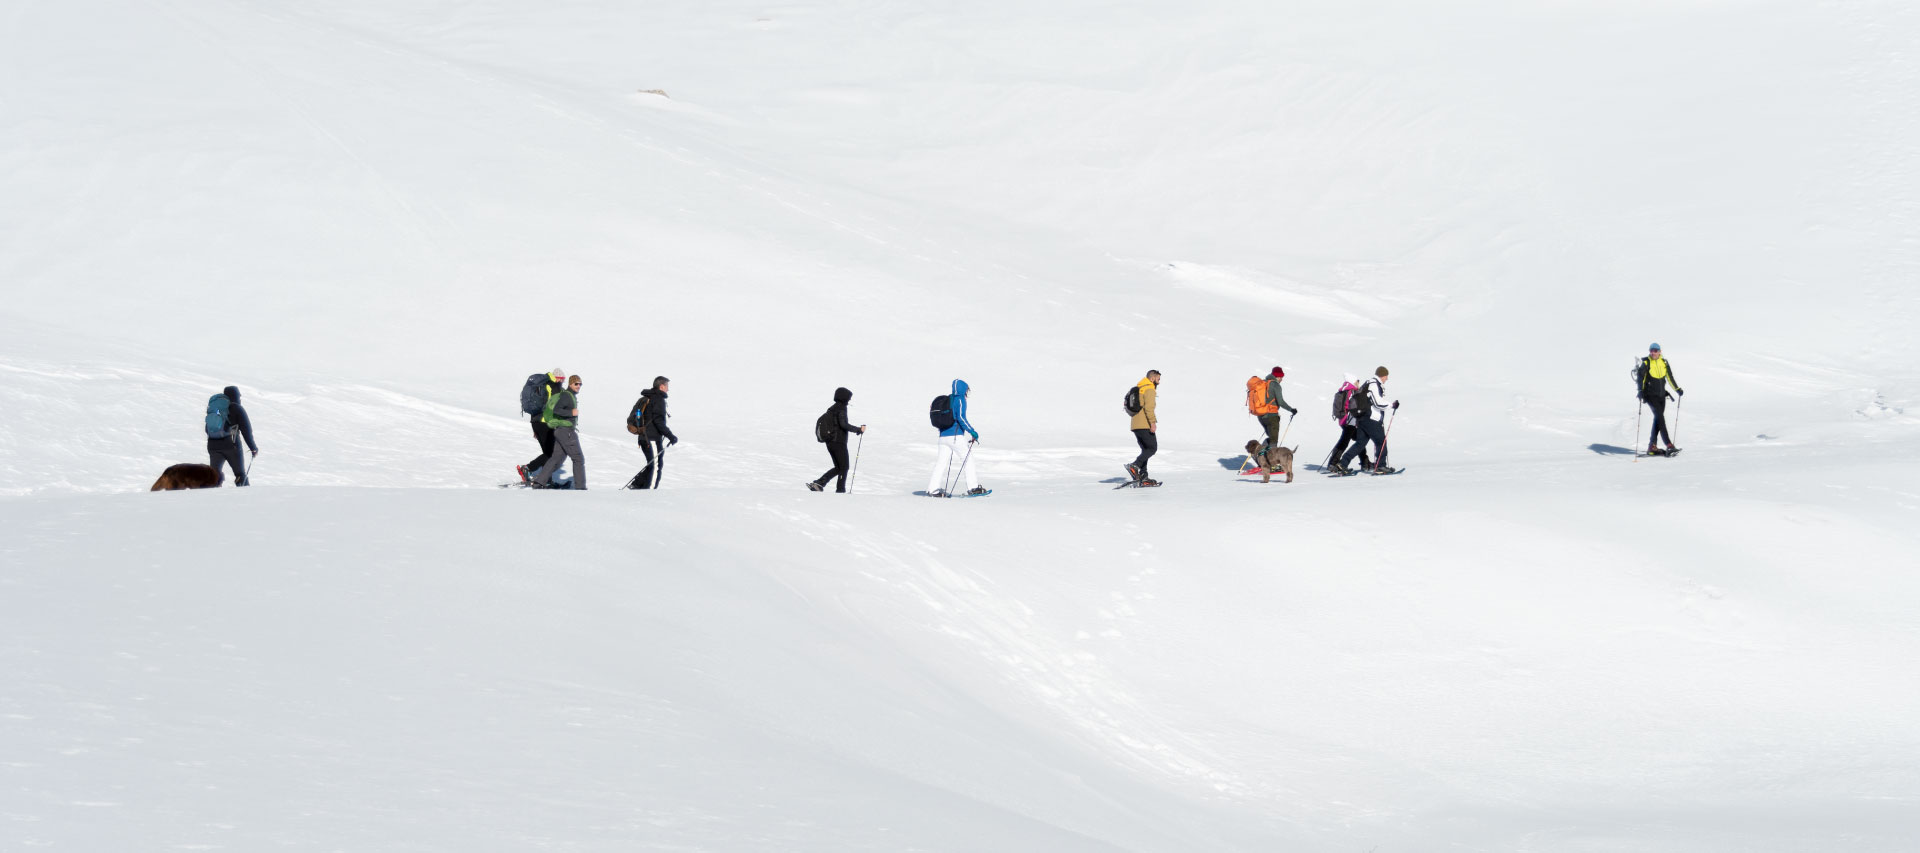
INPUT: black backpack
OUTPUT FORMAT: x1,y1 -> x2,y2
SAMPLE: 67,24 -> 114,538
815,407 -> 840,443
1350,382 -> 1375,420
1122,385 -> 1142,416
626,397 -> 650,435
929,394 -> 955,430
520,374 -> 547,416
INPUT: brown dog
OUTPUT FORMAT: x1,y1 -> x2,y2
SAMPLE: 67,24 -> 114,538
151,463 -> 223,491
1244,440 -> 1296,483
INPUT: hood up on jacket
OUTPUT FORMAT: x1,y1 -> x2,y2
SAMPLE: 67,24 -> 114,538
834,387 -> 852,404
223,386 -> 241,403
951,379 -> 969,398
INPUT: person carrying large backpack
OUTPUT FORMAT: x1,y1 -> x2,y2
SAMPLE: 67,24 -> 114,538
530,373 -> 586,489
808,387 -> 867,493
1634,343 -> 1684,455
518,369 -> 566,485
924,379 -> 985,497
1247,366 -> 1298,454
1333,366 -> 1397,476
627,376 -> 678,489
204,385 -> 258,486
1323,374 -> 1370,472
1124,370 -> 1162,486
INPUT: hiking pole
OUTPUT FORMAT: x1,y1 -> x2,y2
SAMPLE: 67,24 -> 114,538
1674,395 -> 1681,447
947,441 -> 975,498
849,432 -> 864,492
1375,407 -> 1398,473
1635,399 -> 1643,458
1278,412 -> 1293,447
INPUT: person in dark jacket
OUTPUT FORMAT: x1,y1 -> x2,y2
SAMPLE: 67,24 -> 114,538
1324,374 -> 1370,473
530,374 -> 585,489
629,376 -> 678,489
207,385 -> 258,486
808,387 -> 867,493
519,369 -> 566,485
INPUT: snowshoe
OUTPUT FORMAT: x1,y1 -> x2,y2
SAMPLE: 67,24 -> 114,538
806,481 -> 824,492
964,486 -> 991,497
1124,463 -> 1142,481
516,465 -> 531,485
928,489 -> 949,498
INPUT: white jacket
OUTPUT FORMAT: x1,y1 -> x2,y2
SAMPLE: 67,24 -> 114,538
1363,377 -> 1390,421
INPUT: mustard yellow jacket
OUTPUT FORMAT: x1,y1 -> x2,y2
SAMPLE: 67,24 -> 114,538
1129,377 -> 1158,430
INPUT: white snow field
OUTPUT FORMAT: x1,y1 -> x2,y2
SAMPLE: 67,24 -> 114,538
3,0 -> 1919,850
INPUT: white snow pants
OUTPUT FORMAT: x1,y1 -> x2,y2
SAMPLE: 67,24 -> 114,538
926,434 -> 979,494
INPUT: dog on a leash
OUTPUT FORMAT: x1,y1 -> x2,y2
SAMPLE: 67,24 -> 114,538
1243,440 -> 1296,483
151,463 -> 222,491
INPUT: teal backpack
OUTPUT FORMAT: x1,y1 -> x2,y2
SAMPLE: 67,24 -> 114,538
205,395 -> 231,439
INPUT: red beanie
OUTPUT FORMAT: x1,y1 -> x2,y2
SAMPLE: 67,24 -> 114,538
1270,366 -> 1284,378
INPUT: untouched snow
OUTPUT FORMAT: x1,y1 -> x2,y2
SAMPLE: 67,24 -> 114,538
4,1 -> 1919,850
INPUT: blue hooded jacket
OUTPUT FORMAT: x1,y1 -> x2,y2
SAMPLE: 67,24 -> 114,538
940,379 -> 978,440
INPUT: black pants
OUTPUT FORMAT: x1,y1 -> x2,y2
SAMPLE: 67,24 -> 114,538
630,437 -> 666,489
814,440 -> 851,492
1340,419 -> 1386,470
527,419 -> 556,471
208,437 -> 248,486
1646,395 -> 1673,448
1131,429 -> 1157,478
1328,422 -> 1370,469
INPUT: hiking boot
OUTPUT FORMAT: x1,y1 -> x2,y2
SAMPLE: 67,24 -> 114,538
1138,479 -> 1161,488
806,481 -> 824,492
966,486 -> 989,496
516,465 -> 530,485
1369,466 -> 1398,475
928,489 -> 948,498
1124,463 -> 1142,481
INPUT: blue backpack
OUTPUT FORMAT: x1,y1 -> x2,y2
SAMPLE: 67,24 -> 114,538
929,394 -> 955,430
205,394 -> 231,438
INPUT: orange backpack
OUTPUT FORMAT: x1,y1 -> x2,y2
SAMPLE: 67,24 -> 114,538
1246,376 -> 1277,414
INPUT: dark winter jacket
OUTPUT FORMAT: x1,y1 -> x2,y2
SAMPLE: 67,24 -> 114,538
826,387 -> 864,444
212,385 -> 258,452
638,388 -> 676,443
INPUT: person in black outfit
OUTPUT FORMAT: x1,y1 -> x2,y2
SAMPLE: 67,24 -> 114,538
520,369 -> 566,484
629,376 -> 679,489
208,385 -> 258,486
809,387 -> 867,493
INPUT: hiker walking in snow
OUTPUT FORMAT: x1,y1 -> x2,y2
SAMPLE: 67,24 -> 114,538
1334,366 -> 1397,475
809,387 -> 867,493
628,376 -> 677,489
1635,343 -> 1684,455
1324,374 -> 1371,473
1124,370 -> 1161,486
518,369 -> 566,485
1247,366 -> 1297,453
925,379 -> 986,497
204,385 -> 258,487
530,374 -> 586,489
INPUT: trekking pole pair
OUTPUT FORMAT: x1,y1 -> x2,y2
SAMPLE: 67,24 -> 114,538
943,439 -> 975,497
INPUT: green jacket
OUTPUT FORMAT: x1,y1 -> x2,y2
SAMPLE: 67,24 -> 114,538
544,388 -> 579,429
1265,377 -> 1297,416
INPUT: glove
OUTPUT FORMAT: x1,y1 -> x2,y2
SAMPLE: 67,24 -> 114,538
1677,388 -> 1685,397
251,449 -> 258,457
667,436 -> 679,447
969,432 -> 979,443
1391,400 -> 1400,410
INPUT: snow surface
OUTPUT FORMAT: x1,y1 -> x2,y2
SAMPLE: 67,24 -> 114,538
4,1 -> 1919,850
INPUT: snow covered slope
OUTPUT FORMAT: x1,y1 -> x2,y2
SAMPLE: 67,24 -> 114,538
4,0 -> 1919,850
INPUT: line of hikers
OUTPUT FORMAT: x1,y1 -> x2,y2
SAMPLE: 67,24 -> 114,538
190,345 -> 1683,490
